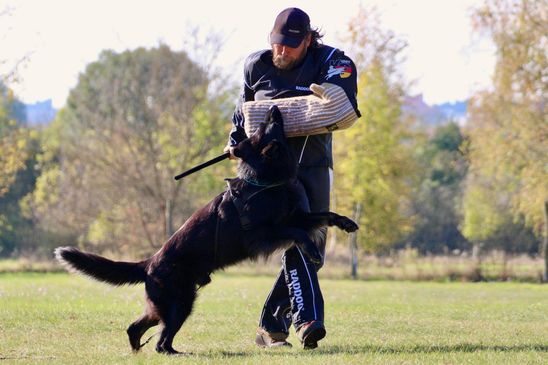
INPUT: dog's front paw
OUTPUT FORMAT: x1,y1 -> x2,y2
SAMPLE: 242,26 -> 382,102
333,215 -> 359,233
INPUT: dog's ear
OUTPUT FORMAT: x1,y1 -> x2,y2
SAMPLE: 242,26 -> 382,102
261,140 -> 281,160
265,105 -> 283,126
264,106 -> 285,141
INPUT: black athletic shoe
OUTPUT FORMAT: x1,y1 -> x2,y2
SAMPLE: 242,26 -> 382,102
296,321 -> 326,349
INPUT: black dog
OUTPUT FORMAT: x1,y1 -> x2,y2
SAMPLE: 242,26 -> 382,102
55,106 -> 358,355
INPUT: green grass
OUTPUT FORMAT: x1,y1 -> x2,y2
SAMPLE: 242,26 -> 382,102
0,272 -> 547,364
1,251 -> 544,282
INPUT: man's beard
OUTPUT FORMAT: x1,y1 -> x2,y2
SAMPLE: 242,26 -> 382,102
272,51 -> 306,70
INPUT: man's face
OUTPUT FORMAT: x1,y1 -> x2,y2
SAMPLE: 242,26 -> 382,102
272,34 -> 311,70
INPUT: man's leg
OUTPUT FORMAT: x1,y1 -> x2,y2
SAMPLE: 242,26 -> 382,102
282,244 -> 325,349
256,166 -> 331,349
256,180 -> 312,347
256,269 -> 293,347
291,166 -> 331,348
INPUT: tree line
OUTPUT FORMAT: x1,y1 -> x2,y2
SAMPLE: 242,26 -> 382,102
0,1 -> 546,279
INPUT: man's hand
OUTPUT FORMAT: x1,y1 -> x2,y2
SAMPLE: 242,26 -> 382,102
223,145 -> 238,160
309,83 -> 331,100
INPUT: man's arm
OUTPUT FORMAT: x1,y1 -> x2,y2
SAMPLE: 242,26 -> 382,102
242,82 -> 359,137
318,49 -> 360,117
241,48 -> 361,138
227,51 -> 264,149
228,83 -> 253,147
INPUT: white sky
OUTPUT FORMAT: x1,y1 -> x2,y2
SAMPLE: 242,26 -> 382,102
0,0 -> 495,108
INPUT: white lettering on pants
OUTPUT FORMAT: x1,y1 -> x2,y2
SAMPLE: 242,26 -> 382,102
289,269 -> 305,311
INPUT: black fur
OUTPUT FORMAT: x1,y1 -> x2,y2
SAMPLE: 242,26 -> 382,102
54,105 -> 358,355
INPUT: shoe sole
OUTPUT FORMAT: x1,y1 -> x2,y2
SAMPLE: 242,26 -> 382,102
302,327 -> 326,349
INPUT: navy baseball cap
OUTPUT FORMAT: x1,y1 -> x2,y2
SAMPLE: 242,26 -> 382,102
269,8 -> 311,48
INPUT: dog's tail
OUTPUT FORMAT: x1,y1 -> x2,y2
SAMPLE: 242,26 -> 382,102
54,246 -> 147,286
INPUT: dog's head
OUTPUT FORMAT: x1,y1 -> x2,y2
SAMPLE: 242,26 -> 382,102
233,105 -> 296,183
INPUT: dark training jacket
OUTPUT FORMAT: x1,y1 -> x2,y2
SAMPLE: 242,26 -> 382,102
229,45 -> 360,168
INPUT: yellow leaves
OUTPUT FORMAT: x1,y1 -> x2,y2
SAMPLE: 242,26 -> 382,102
333,59 -> 413,250
0,119 -> 29,197
16,138 -> 26,149
19,167 -> 61,223
33,168 -> 61,208
463,0 -> 548,237
87,211 -> 118,247
462,181 -> 505,241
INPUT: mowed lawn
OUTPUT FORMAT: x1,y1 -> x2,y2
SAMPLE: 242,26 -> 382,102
0,272 -> 547,364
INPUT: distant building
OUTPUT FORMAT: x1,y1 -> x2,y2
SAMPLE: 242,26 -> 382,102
402,94 -> 467,129
24,99 -> 57,126
435,100 -> 468,125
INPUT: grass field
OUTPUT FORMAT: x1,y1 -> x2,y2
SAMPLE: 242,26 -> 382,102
1,272 -> 547,364
1,250 -> 544,282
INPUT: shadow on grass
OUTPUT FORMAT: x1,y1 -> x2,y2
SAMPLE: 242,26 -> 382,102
192,343 -> 548,358
316,343 -> 548,354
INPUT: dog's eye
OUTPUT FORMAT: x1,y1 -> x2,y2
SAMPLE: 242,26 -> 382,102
261,141 -> 280,159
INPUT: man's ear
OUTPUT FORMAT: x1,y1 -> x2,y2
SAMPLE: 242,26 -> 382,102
305,33 -> 312,48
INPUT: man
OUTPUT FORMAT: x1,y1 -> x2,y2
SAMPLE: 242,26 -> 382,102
225,7 -> 360,349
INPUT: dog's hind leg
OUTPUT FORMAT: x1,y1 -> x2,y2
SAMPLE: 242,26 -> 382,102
155,284 -> 197,355
127,303 -> 160,352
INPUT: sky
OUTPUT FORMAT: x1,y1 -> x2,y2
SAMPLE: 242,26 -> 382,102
0,0 -> 496,108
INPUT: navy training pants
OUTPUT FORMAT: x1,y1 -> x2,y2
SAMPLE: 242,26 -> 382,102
258,166 -> 331,333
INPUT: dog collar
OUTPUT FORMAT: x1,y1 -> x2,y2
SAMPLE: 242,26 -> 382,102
243,177 -> 285,187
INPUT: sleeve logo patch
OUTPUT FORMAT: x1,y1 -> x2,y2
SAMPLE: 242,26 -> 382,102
326,65 -> 352,80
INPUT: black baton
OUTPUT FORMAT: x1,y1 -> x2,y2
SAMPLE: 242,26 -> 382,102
174,152 -> 230,181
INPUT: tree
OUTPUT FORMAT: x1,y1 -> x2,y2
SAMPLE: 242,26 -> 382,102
24,45 -> 234,256
0,83 -> 28,197
406,122 -> 470,254
464,0 -> 547,277
0,82 -> 42,256
0,6 -> 36,256
333,7 -> 415,252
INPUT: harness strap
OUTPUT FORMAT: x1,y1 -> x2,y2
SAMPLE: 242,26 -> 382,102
204,194 -> 227,281
226,179 -> 284,231
214,202 -> 222,264
231,193 -> 254,230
